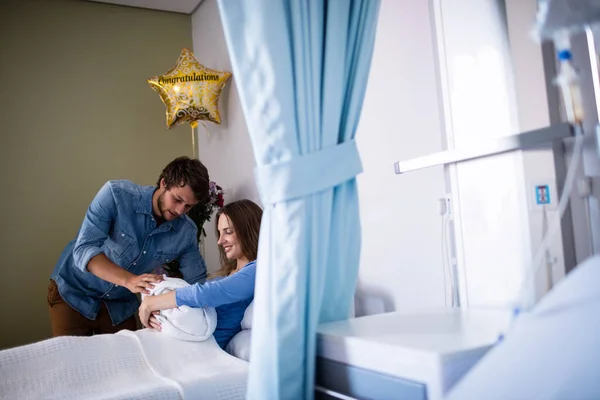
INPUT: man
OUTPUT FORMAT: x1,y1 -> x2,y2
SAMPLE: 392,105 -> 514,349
48,156 -> 209,337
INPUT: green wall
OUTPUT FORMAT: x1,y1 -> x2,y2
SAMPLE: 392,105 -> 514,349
0,0 -> 195,349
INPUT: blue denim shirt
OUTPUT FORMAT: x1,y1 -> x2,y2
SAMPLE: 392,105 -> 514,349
51,180 -> 207,326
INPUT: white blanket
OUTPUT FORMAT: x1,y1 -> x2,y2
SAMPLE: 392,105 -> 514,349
143,276 -> 217,342
0,329 -> 248,400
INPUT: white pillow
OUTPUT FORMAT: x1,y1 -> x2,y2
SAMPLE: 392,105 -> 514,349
241,300 -> 254,330
226,329 -> 251,361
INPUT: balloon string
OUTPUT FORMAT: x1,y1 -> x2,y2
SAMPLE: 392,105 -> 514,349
191,125 -> 197,159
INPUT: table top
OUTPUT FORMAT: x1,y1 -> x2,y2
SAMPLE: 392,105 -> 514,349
316,308 -> 512,398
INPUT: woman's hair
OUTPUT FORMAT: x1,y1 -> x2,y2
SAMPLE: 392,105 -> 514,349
213,199 -> 263,277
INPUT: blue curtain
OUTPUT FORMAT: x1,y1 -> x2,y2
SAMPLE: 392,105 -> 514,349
217,1 -> 380,398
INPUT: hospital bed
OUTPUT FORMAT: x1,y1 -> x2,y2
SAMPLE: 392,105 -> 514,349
0,299 -> 254,400
0,329 -> 249,400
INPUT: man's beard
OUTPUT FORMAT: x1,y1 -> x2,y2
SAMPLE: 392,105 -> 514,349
157,191 -> 169,220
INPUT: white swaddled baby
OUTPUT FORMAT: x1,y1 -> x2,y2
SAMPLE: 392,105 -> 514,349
142,275 -> 217,341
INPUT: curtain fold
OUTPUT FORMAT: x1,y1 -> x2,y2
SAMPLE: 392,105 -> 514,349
217,1 -> 380,398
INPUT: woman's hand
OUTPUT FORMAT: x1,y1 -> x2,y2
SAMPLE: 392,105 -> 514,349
148,312 -> 162,331
138,298 -> 154,328
138,291 -> 177,329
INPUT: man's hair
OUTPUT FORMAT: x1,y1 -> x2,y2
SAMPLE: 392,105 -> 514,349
157,156 -> 210,203
213,199 -> 263,277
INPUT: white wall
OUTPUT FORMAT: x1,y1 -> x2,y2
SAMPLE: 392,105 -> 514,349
191,0 -> 259,275
354,0 -> 448,315
353,0 -> 564,313
434,0 -> 533,308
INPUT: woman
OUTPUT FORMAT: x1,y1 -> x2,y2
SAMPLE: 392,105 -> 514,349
139,199 -> 262,349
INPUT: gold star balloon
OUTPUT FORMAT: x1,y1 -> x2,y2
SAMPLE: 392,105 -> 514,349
148,48 -> 232,128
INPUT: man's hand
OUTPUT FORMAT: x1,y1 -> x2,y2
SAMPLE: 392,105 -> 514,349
125,273 -> 163,294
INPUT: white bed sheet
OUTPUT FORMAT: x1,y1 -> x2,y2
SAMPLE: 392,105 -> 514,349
0,329 -> 248,400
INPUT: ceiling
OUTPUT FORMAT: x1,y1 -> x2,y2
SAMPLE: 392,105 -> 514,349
87,0 -> 204,14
